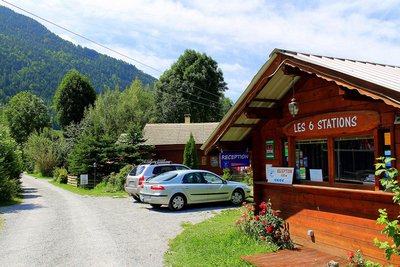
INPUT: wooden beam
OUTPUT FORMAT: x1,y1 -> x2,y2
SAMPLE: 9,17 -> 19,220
244,107 -> 282,119
252,98 -> 279,103
232,124 -> 256,128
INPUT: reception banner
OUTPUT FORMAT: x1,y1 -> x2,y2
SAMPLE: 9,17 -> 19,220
220,152 -> 250,168
267,167 -> 294,185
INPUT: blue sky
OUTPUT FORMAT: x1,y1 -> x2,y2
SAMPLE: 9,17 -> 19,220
3,0 -> 400,101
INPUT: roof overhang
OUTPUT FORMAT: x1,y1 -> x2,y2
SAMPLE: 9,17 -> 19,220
201,48 -> 400,154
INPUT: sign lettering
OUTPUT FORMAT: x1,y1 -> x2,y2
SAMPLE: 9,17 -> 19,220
283,111 -> 380,137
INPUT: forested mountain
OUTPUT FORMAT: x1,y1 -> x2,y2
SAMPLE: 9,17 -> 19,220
0,6 -> 156,104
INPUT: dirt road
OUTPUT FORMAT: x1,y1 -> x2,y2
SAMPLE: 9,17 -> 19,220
0,174 -> 227,267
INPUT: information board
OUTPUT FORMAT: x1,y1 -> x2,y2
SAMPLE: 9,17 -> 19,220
80,174 -> 88,185
266,167 -> 294,185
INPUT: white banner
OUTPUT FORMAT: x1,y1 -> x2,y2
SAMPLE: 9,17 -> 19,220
267,167 -> 294,185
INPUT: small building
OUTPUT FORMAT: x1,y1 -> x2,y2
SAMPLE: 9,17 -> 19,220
143,117 -> 220,172
201,49 -> 400,264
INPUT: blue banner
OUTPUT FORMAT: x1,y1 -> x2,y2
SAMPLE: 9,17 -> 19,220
220,152 -> 250,168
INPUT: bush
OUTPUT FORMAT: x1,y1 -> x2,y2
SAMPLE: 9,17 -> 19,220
99,164 -> 133,192
236,200 -> 294,250
53,167 -> 68,183
0,125 -> 22,202
222,168 -> 232,180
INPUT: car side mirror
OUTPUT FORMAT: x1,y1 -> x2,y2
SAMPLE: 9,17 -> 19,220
222,180 -> 227,184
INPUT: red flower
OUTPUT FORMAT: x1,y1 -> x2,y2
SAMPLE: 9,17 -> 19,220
273,210 -> 278,216
249,216 -> 253,221
266,225 -> 274,233
255,215 -> 259,221
262,220 -> 267,225
355,263 -> 359,266
348,251 -> 354,258
259,210 -> 265,216
260,236 -> 266,241
242,212 -> 248,217
259,202 -> 266,209
242,202 -> 247,206
247,206 -> 252,211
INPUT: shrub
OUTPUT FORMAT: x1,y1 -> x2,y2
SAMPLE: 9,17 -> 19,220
222,168 -> 232,180
99,164 -> 133,192
236,200 -> 294,250
53,167 -> 68,183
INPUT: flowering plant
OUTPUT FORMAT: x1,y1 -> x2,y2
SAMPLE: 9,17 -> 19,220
347,250 -> 366,267
236,199 -> 294,249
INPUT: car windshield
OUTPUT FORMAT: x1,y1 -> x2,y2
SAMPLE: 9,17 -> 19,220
129,165 -> 146,176
151,172 -> 178,182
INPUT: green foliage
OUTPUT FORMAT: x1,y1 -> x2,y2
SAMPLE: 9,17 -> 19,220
68,81 -> 154,176
222,168 -> 232,180
165,209 -> 278,267
3,91 -> 50,144
0,125 -> 22,202
99,164 -> 133,192
53,167 -> 68,183
24,128 -> 68,177
183,133 -> 198,168
374,157 -> 400,261
155,49 -> 227,123
0,6 -> 155,105
54,69 -> 96,128
236,200 -> 294,250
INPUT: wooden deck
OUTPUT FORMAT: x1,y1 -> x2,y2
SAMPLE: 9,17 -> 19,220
241,246 -> 349,267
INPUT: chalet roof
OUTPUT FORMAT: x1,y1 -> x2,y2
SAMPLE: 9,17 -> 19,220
143,122 -> 219,146
201,48 -> 400,154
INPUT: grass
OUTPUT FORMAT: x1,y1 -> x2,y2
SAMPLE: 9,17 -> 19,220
164,208 -> 278,267
27,173 -> 128,198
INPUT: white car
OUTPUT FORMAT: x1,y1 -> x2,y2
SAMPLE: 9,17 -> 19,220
140,169 -> 251,211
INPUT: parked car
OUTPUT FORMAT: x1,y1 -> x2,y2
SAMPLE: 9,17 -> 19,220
140,169 -> 251,211
125,161 -> 190,201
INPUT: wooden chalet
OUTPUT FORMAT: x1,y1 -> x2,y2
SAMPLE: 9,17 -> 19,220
201,49 -> 400,264
143,118 -> 220,172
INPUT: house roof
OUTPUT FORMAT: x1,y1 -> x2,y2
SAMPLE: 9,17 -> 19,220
201,48 -> 400,154
143,122 -> 219,145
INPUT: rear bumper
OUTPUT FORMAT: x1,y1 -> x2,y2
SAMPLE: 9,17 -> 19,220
124,186 -> 140,197
140,193 -> 169,205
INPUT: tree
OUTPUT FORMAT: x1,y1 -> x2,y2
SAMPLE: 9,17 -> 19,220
4,91 -> 50,144
54,69 -> 96,128
0,125 -> 22,201
24,128 -> 68,176
67,80 -> 155,176
183,133 -> 198,169
155,49 -> 227,123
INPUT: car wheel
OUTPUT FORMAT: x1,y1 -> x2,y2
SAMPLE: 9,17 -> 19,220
132,195 -> 141,202
150,204 -> 161,208
169,194 -> 186,211
231,189 -> 244,205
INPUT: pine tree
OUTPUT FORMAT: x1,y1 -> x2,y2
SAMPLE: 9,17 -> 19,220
183,133 -> 198,169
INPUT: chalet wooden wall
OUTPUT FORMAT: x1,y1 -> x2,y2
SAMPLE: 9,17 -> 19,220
253,75 -> 400,264
151,144 -> 221,174
255,183 -> 400,265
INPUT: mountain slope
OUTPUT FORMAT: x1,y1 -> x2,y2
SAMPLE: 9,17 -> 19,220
0,6 -> 156,104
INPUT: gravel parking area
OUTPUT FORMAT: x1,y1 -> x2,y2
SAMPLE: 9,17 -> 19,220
0,174 -> 231,267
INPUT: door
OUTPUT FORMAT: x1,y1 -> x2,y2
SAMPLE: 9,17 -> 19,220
181,172 -> 210,203
202,172 -> 230,201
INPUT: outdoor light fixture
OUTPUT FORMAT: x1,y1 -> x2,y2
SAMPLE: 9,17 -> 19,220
288,76 -> 299,117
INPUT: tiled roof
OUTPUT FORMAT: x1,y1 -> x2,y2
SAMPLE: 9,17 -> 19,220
143,122 -> 219,145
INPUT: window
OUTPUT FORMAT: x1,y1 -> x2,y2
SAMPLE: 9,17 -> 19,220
295,139 -> 328,182
202,172 -> 223,184
334,136 -> 374,185
153,166 -> 175,175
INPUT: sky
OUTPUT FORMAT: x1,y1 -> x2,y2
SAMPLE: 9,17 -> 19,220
2,0 -> 400,102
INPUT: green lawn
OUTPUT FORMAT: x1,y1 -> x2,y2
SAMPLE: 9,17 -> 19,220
28,173 -> 128,198
164,208 -> 278,267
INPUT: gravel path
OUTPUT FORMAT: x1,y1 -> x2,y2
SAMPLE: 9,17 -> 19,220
0,174 -> 229,267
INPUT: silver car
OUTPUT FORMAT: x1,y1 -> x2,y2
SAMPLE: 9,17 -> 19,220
125,162 -> 190,201
140,170 -> 251,211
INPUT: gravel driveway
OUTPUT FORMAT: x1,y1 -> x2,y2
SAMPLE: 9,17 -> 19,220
0,174 -> 230,267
